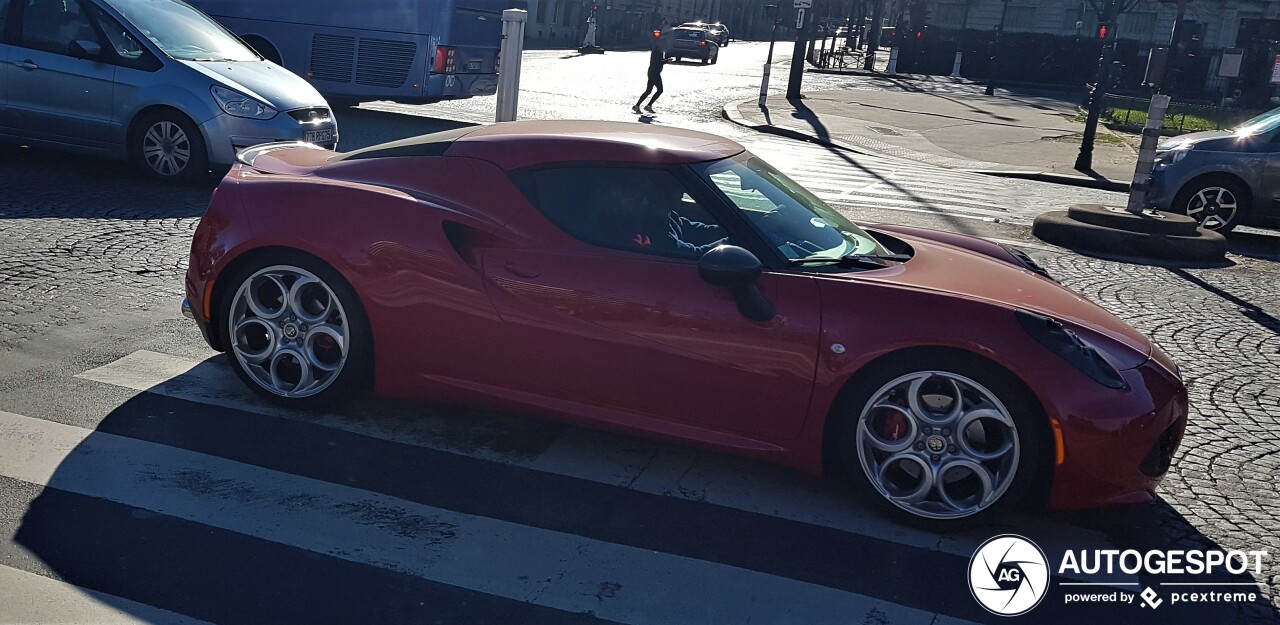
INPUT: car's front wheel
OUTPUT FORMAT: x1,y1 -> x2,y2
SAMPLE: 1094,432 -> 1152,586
221,253 -> 372,407
1173,176 -> 1248,232
836,354 -> 1047,525
131,110 -> 209,183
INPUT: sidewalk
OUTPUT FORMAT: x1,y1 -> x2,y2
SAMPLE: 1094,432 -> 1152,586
724,73 -> 1138,191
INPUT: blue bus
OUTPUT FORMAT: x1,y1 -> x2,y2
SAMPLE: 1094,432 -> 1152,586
186,0 -> 506,103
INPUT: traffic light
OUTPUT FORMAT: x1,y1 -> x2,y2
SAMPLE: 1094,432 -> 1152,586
1097,23 -> 1108,40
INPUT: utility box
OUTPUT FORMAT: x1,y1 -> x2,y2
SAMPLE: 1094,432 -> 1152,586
1219,48 -> 1243,78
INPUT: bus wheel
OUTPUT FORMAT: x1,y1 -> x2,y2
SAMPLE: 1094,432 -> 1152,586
242,35 -> 282,65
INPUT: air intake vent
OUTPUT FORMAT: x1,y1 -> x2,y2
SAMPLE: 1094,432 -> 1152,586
355,39 -> 416,88
309,34 -> 355,83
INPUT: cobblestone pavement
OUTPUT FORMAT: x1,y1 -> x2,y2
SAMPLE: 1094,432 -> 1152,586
1034,252 -> 1280,620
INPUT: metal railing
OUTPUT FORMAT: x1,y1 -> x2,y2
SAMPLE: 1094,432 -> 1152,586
1099,94 -> 1262,134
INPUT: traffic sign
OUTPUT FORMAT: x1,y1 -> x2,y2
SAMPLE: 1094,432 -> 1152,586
793,0 -> 811,8
795,8 -> 805,28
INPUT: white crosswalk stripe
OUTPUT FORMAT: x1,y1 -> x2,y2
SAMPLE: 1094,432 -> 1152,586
0,350 -> 1144,624
740,136 -> 1026,223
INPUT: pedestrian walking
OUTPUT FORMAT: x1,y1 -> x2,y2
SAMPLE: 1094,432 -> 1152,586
632,33 -> 667,114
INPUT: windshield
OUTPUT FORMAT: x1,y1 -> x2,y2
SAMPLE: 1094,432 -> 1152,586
1235,106 -> 1280,136
110,0 -> 257,61
693,152 -> 888,262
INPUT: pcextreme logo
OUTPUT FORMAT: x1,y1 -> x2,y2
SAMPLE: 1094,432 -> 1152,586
968,534 -> 1051,616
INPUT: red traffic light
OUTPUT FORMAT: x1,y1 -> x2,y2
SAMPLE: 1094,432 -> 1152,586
916,30 -> 923,39
1097,24 -> 1108,39
652,29 -> 661,38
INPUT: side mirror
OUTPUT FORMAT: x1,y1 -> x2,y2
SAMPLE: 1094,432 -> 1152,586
698,244 -> 761,288
70,40 -> 102,59
698,245 -> 776,322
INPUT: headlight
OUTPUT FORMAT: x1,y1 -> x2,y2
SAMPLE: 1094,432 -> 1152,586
1154,145 -> 1190,166
1015,309 -> 1128,390
211,85 -> 277,120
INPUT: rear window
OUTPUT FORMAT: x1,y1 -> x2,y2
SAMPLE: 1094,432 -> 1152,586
675,30 -> 704,40
451,7 -> 502,47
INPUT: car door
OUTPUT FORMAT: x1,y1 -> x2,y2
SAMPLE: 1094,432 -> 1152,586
4,0 -> 115,147
482,164 -> 823,441
0,0 -> 13,127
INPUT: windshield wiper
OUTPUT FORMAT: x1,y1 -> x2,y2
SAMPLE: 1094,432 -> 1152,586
789,252 -> 912,268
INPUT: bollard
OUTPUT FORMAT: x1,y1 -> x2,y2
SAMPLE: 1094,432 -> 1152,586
495,9 -> 527,123
950,51 -> 963,77
1126,94 -> 1170,213
886,47 -> 899,74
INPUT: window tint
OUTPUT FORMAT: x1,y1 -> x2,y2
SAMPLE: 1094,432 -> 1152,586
513,166 -> 729,258
20,0 -> 100,54
0,0 -> 10,36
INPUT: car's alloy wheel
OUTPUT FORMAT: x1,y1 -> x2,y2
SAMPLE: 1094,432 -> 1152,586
132,111 -> 208,183
1182,184 -> 1241,232
226,263 -> 362,402
848,368 -> 1034,521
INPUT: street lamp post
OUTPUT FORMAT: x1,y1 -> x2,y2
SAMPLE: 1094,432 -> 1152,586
758,4 -> 780,106
787,3 -> 811,98
984,0 -> 1011,96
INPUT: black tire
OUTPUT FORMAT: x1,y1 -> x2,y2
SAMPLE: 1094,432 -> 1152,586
1172,175 -> 1248,233
130,110 -> 209,184
832,350 -> 1050,529
710,51 -> 718,65
701,53 -> 710,64
218,250 -> 374,408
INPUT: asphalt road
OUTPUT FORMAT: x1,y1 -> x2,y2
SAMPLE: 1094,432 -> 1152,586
0,42 -> 1278,625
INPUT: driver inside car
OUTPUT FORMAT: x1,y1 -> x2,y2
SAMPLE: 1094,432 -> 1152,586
621,179 -> 729,256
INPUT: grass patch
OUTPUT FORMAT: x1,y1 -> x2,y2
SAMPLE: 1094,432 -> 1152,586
1102,107 -> 1225,132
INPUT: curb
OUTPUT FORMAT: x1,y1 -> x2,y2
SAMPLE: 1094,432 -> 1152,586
722,101 -> 1131,193
1032,209 -> 1227,264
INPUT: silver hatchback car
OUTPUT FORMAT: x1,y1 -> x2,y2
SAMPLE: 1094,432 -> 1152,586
1146,107 -> 1280,233
0,0 -> 337,181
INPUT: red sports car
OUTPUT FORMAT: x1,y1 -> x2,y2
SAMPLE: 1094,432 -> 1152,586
183,121 -> 1187,523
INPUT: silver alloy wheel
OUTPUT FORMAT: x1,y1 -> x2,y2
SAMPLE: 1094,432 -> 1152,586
856,371 -> 1020,520
1185,186 -> 1237,231
142,120 -> 192,177
228,265 -> 350,398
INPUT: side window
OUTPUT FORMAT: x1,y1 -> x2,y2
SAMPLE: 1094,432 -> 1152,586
91,6 -> 147,63
19,0 -> 100,55
513,167 -> 731,259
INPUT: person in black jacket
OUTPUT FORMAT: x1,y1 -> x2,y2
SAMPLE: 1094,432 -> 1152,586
633,33 -> 668,114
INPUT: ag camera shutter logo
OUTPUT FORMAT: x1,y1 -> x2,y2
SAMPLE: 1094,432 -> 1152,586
969,534 -> 1050,616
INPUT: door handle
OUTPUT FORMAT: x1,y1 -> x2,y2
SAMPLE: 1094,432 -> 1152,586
14,60 -> 39,70
503,263 -> 540,279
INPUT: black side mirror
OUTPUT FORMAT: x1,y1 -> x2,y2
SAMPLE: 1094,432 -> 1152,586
70,40 -> 102,59
699,244 -> 761,287
698,245 -> 775,322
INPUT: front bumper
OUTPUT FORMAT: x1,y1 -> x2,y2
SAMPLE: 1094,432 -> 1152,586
1143,163 -> 1179,210
200,111 -> 338,166
1047,358 -> 1189,510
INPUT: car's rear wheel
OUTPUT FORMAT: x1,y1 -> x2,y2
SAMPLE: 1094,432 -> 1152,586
711,51 -> 718,64
131,110 -> 208,183
701,53 -> 710,64
836,354 -> 1047,526
221,253 -> 372,407
1173,176 -> 1248,233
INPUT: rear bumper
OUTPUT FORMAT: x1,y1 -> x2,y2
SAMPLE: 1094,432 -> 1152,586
1047,358 -> 1189,510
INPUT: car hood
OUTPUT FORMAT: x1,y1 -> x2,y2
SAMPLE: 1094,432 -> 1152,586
181,60 -> 328,111
1157,130 -> 1245,152
846,234 -> 1152,365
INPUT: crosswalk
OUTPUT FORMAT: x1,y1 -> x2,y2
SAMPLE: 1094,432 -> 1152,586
739,136 -> 1028,224
0,350 -> 1222,624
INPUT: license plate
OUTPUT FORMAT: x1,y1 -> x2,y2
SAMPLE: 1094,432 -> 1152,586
467,60 -> 481,71
305,129 -> 334,144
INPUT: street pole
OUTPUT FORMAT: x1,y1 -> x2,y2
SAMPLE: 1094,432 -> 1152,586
1157,0 -> 1189,92
984,0 -> 1010,96
759,4 -> 779,106
1075,0 -> 1119,172
787,3 -> 811,99
863,0 -> 883,70
495,9 -> 527,122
